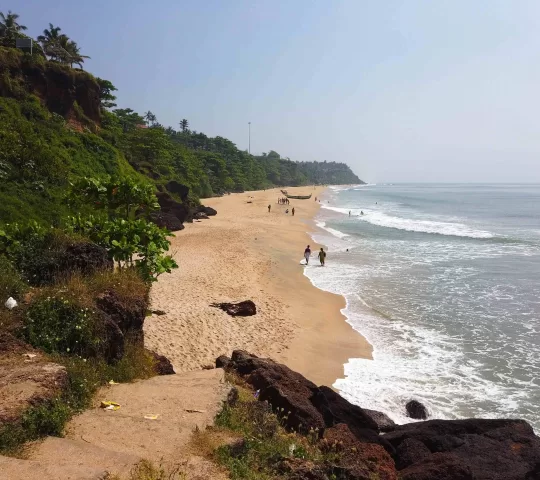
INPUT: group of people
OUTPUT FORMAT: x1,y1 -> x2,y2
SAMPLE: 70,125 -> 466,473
303,244 -> 326,266
267,204 -> 295,216
278,197 -> 290,205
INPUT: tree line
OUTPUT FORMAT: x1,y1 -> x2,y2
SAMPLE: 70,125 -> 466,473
0,10 -> 89,68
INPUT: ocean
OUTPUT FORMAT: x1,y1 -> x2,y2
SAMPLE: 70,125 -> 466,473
305,184 -> 540,431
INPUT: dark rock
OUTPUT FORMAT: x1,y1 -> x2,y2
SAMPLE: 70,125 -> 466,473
225,351 -> 392,453
278,458 -> 329,480
216,355 -> 231,369
406,400 -> 428,420
322,424 -> 398,480
210,300 -> 257,317
96,290 -> 148,363
62,241 -> 113,276
312,386 -> 379,432
201,206 -> 217,216
399,453 -> 474,480
23,238 -> 112,286
96,290 -> 147,334
395,438 -> 432,469
165,181 -> 189,201
156,192 -> 191,224
151,310 -> 167,316
149,350 -> 175,375
149,211 -> 185,232
101,314 -> 125,362
386,419 -> 540,480
227,387 -> 239,407
363,409 -> 396,432
193,211 -> 209,220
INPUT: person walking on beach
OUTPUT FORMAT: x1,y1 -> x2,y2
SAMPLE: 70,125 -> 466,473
318,247 -> 326,266
292,207 -> 295,216
304,245 -> 311,265
268,204 -> 271,213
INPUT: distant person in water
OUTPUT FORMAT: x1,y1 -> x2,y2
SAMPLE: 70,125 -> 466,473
292,207 -> 295,216
349,211 -> 351,216
318,247 -> 326,266
304,245 -> 311,265
268,204 -> 271,213
361,211 -> 364,215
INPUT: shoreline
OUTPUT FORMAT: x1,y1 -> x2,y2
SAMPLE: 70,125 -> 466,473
145,186 -> 372,387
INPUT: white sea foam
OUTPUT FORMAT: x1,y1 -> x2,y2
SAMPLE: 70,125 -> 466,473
315,221 -> 349,239
322,206 -> 494,239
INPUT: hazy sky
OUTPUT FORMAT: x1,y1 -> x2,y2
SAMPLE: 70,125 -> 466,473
15,1 -> 540,182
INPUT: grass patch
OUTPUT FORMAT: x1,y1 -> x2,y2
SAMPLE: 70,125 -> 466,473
194,377 -> 332,480
0,338 -> 155,456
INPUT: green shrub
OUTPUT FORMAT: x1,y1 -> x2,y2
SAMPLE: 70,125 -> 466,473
0,398 -> 71,454
23,296 -> 98,356
0,255 -> 28,300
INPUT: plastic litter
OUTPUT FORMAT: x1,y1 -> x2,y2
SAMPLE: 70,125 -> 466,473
144,414 -> 160,420
5,297 -> 17,310
100,401 -> 120,411
23,353 -> 37,359
108,380 -> 119,385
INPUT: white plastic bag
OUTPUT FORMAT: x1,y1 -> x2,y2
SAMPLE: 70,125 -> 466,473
5,297 -> 17,310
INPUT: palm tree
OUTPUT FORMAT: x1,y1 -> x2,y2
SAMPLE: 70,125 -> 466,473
180,119 -> 189,132
0,11 -> 27,37
57,35 -> 90,68
37,23 -> 63,60
144,111 -> 157,126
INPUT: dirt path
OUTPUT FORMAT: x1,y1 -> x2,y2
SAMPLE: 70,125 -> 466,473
1,369 -> 229,479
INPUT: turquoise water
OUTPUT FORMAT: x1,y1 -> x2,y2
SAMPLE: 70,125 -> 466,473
305,184 -> 540,430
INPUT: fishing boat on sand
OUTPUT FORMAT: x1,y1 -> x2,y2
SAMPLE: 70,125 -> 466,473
286,193 -> 312,200
280,189 -> 288,195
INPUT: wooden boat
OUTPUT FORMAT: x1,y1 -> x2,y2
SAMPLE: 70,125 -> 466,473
280,189 -> 288,195
286,193 -> 312,200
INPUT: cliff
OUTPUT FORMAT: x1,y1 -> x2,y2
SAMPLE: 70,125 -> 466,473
0,47 -> 100,127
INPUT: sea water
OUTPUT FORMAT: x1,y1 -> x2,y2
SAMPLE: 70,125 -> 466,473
305,184 -> 540,431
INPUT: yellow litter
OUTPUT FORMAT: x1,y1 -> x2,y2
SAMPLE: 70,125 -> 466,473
100,401 -> 121,411
108,380 -> 119,385
144,414 -> 160,420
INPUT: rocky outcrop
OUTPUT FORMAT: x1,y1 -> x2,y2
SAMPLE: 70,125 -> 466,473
156,192 -> 191,224
210,300 -> 257,317
165,181 -> 189,201
322,423 -> 397,480
219,351 -> 392,453
0,48 -> 101,124
23,237 -> 112,286
96,290 -> 147,362
406,400 -> 428,420
149,211 -> 185,232
386,419 -> 540,480
364,408 -> 396,432
0,333 -> 67,427
201,206 -> 217,216
220,351 -> 540,480
148,350 -> 175,375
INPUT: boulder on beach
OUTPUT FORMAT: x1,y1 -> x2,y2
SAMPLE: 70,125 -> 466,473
406,399 -> 429,420
385,418 -> 540,480
210,300 -> 257,317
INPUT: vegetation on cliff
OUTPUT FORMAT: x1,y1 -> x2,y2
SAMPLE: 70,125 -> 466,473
0,9 -> 362,224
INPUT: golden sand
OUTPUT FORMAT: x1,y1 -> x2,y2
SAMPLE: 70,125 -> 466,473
145,187 -> 371,387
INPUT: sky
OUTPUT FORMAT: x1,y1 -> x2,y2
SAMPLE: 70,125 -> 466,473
13,0 -> 540,182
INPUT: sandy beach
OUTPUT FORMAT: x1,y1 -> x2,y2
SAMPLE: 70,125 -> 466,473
145,186 -> 372,387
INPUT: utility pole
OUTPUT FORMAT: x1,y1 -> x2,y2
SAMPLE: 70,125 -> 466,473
248,122 -> 251,154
